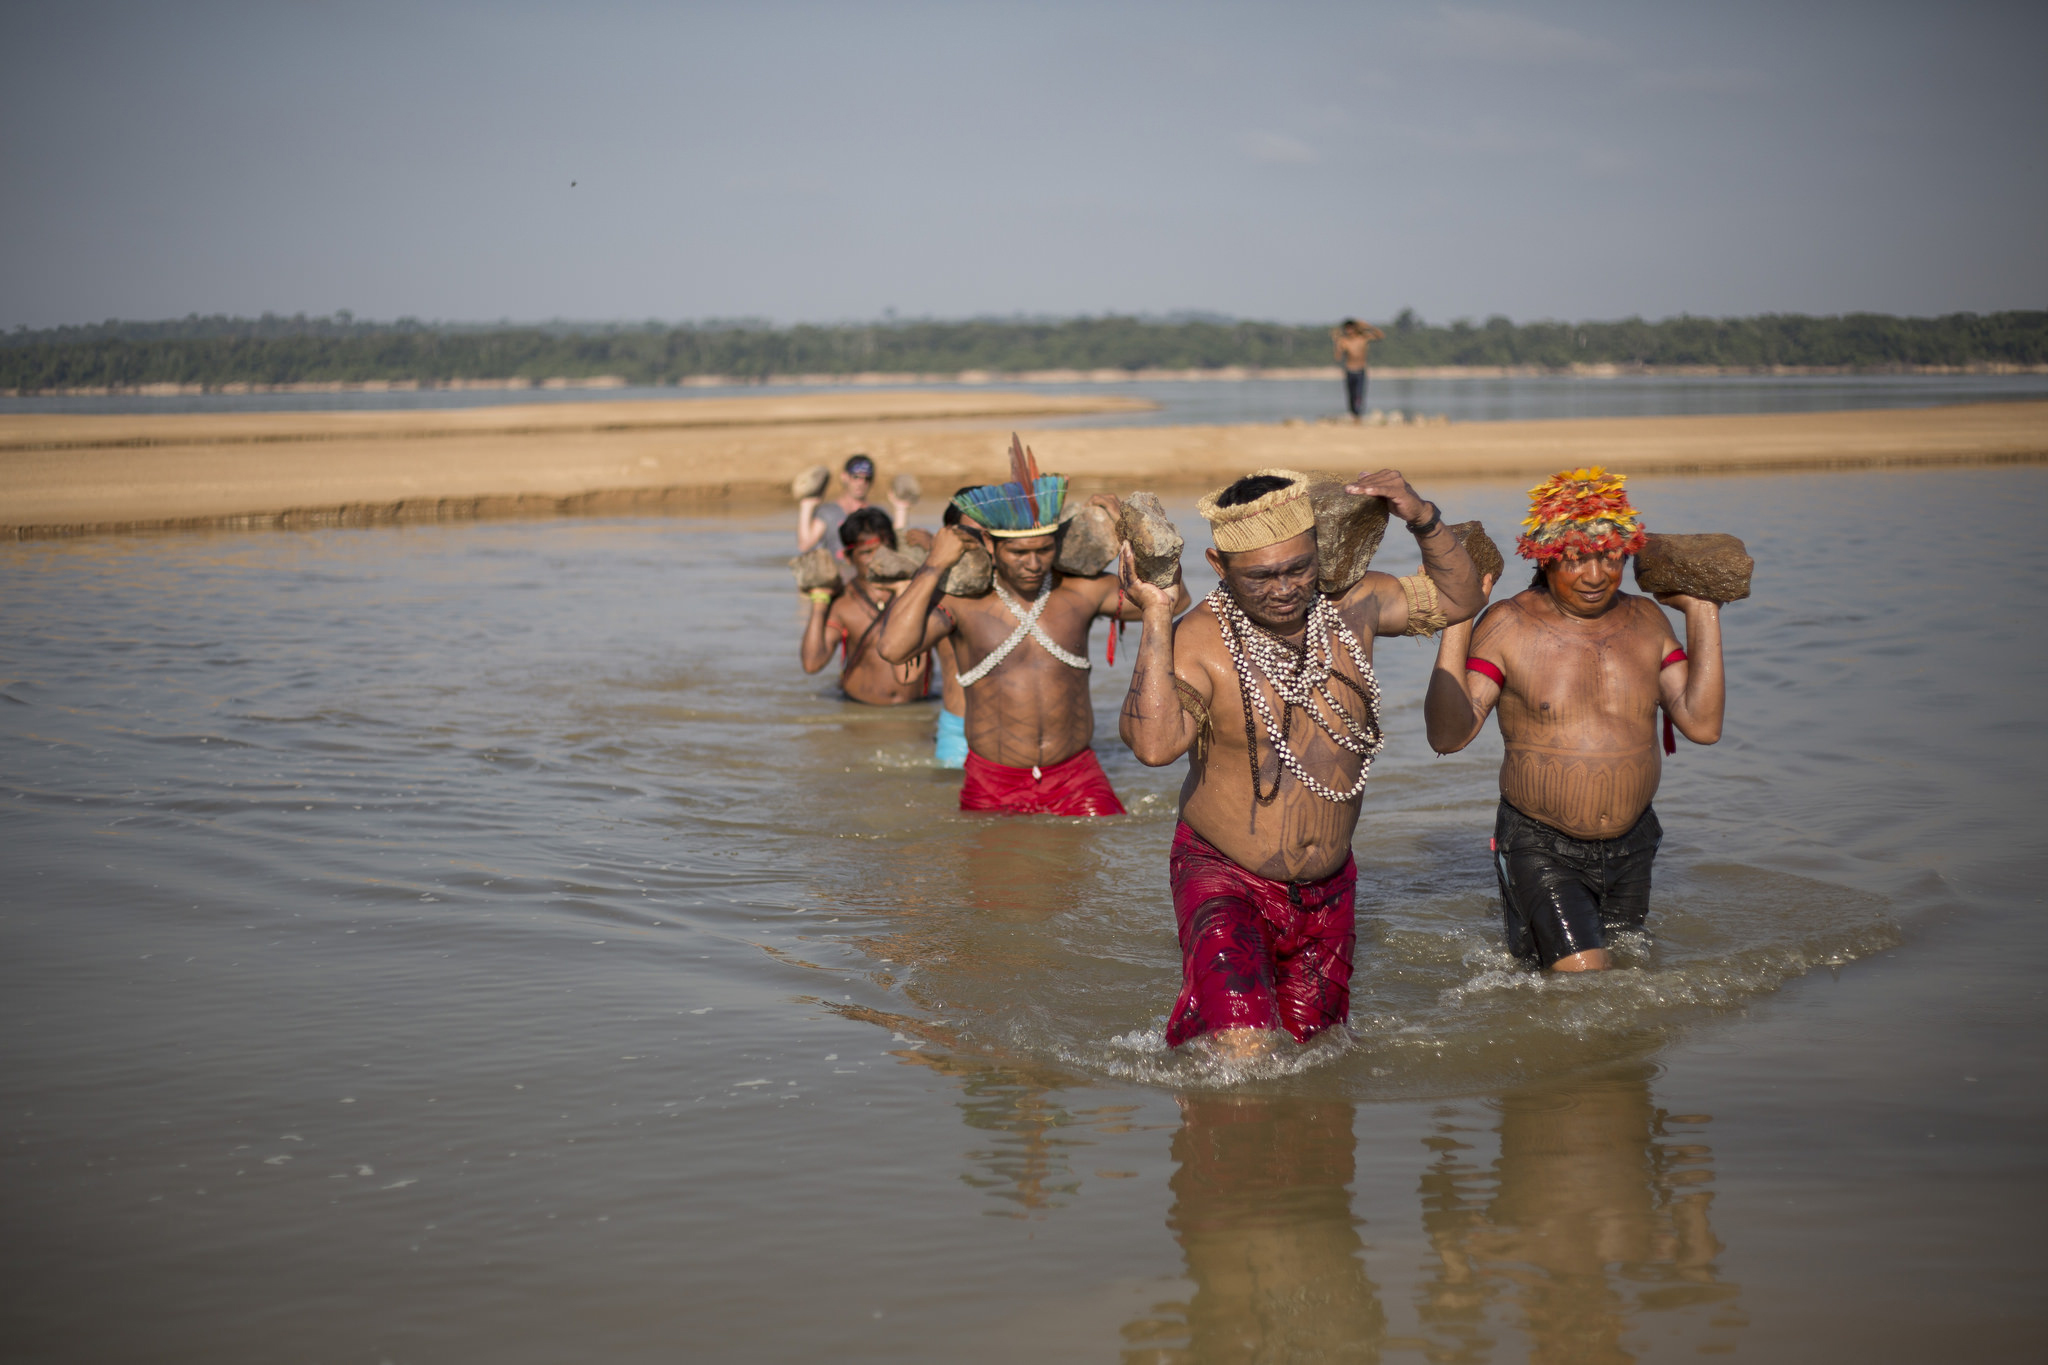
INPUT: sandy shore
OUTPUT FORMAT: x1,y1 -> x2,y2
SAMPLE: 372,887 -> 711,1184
4,392 -> 2044,538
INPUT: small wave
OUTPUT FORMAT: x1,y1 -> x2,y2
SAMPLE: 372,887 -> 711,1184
840,854 -> 1901,1102
1065,1026 -> 1361,1089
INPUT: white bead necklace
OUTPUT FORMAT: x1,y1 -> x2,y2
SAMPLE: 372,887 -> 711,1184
1207,587 -> 1385,803
956,578 -> 1092,687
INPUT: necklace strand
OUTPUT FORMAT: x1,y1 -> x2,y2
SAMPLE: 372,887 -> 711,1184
957,579 -> 1091,686
1207,588 -> 1385,803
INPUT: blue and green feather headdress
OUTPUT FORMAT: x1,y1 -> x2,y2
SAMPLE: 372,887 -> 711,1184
951,434 -> 1068,538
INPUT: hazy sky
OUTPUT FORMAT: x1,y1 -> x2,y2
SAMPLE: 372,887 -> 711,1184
4,0 -> 2044,328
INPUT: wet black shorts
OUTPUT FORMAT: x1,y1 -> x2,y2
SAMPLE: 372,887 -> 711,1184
1492,799 -> 1662,968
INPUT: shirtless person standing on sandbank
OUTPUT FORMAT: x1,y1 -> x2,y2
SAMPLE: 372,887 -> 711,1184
1332,318 -> 1385,422
1424,467 -> 1724,972
1118,468 -> 1482,1056
879,442 -> 1186,815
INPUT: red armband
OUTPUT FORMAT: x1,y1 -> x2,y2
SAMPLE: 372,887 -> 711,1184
1465,657 -> 1505,687
1660,648 -> 1687,751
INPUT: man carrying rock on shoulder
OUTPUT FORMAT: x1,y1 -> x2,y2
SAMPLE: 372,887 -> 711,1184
1423,467 -> 1725,973
1117,468 -> 1483,1058
879,453 -> 1185,816
798,507 -> 931,706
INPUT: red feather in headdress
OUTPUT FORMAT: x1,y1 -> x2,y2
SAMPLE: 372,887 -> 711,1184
1008,431 -> 1041,526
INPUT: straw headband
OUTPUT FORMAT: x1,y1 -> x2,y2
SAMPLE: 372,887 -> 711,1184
1197,468 -> 1316,553
1516,465 -> 1647,563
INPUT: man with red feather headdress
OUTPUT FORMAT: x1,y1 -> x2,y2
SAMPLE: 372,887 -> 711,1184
1424,467 -> 1726,973
879,435 -> 1187,815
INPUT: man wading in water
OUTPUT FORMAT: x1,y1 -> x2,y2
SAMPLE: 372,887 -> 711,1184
800,507 -> 930,706
880,441 -> 1185,815
1424,467 -> 1724,972
1117,468 -> 1483,1058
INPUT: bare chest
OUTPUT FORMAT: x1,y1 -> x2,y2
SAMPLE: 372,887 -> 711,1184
1502,617 -> 1664,734
953,588 -> 1095,670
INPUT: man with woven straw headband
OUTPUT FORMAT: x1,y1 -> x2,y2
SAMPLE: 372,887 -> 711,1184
1118,467 -> 1483,1058
880,437 -> 1187,815
1424,467 -> 1724,973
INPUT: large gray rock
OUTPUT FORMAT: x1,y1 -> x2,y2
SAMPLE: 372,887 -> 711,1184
791,465 -> 831,500
789,544 -> 839,592
865,542 -> 928,582
1117,493 -> 1184,588
1054,499 -> 1120,577
891,473 -> 922,506
1448,520 -> 1504,583
940,540 -> 995,597
1306,475 -> 1389,595
1634,532 -> 1753,603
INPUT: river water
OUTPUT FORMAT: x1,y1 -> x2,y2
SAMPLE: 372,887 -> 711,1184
3,467 -> 2044,1361
8,371 -> 2048,424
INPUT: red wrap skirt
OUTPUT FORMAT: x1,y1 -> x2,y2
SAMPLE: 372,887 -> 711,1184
1165,821 -> 1356,1047
959,747 -> 1126,817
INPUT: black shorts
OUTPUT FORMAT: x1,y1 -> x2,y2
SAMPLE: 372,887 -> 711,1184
1492,799 -> 1661,968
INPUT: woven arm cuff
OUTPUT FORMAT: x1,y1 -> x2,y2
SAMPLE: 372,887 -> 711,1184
1397,573 -> 1449,637
1172,677 -> 1213,760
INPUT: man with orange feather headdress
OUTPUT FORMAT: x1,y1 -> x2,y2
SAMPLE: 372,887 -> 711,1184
1424,467 -> 1725,973
879,435 -> 1187,815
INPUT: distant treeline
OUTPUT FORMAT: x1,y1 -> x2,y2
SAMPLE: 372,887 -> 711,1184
5,309 -> 2045,390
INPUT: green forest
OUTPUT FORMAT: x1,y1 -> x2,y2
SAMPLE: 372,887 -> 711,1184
4,309 -> 2044,391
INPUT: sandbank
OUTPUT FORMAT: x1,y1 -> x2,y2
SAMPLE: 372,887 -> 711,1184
4,393 -> 2044,539
16,360 -> 2048,397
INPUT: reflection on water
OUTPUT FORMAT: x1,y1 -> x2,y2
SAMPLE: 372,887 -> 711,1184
1115,1066 -> 1738,1364
900,1047 -> 1092,1215
821,1000 -> 1149,1218
1129,1094 -> 1385,1364
1416,1064 -> 1742,1363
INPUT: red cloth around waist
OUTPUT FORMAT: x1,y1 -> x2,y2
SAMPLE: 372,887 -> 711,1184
960,746 -> 1126,817
1164,821 -> 1356,1047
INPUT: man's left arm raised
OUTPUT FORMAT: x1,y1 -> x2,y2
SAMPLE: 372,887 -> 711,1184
1655,593 -> 1725,744
1338,469 -> 1485,635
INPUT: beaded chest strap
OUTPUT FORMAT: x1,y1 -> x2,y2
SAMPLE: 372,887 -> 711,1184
957,579 -> 1092,686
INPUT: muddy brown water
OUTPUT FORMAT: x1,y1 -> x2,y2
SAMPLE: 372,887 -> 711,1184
2,469 -> 2043,1362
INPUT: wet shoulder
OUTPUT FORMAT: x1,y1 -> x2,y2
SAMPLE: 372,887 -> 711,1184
1051,572 -> 1114,611
1472,592 -> 1541,655
1172,596 -> 1224,645
940,590 -> 1007,635
1172,599 -> 1232,678
828,592 -> 866,629
1619,592 -> 1680,646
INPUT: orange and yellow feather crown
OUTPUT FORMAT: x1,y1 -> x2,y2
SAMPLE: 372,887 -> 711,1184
1515,466 -> 1647,563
